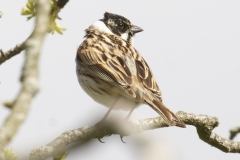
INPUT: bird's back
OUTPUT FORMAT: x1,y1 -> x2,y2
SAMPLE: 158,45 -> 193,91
77,29 -> 162,102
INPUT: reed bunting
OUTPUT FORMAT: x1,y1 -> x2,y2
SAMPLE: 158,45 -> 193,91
76,12 -> 186,128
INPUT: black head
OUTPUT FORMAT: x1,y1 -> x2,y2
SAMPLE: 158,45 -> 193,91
101,12 -> 143,38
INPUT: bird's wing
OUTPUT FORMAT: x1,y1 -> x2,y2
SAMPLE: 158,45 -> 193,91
76,34 -> 136,98
134,50 -> 162,100
134,51 -> 186,128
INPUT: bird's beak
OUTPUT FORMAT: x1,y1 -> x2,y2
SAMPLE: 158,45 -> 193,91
130,25 -> 143,33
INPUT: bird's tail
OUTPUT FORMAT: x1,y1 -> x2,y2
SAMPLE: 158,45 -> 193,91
145,99 -> 186,128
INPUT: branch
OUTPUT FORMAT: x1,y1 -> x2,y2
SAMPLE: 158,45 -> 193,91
230,126 -> 240,140
29,111 -> 240,160
0,0 -> 51,150
0,43 -> 26,65
0,11 -> 2,18
0,1 -> 70,65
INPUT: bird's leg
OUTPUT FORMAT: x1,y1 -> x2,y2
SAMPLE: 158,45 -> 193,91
96,98 -> 119,143
102,98 -> 119,121
120,106 -> 135,143
101,105 -> 114,121
123,106 -> 135,121
96,98 -> 119,127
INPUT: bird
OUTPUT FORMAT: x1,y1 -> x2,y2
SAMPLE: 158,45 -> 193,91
76,12 -> 186,130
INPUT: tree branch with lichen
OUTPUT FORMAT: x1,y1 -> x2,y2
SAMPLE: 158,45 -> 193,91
29,111 -> 240,160
0,0 -> 51,150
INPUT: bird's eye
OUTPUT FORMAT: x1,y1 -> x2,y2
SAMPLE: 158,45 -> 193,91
118,23 -> 123,27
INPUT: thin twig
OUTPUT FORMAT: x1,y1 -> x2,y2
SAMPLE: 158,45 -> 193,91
230,126 -> 240,140
0,11 -> 2,18
29,111 -> 240,160
0,43 -> 26,65
0,0 -> 51,150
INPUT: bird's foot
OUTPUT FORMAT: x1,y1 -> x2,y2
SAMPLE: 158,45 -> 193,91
95,119 -> 111,143
97,137 -> 105,143
95,117 -> 130,144
118,117 -> 131,143
120,135 -> 126,143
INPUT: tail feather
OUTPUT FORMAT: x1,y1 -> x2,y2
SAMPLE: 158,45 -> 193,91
145,99 -> 186,128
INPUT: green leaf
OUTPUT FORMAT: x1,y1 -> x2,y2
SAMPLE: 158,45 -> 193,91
26,2 -> 34,11
21,0 -> 66,34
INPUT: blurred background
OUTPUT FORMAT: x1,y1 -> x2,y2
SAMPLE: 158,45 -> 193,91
0,0 -> 240,159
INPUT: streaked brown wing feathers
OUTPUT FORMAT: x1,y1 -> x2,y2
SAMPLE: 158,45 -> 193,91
135,57 -> 162,100
107,57 -> 132,85
77,37 -> 135,97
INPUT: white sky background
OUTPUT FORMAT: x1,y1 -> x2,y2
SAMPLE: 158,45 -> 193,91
1,0 -> 240,159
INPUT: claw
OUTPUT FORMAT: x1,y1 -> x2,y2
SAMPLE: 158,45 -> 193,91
98,138 -> 105,143
120,135 -> 126,143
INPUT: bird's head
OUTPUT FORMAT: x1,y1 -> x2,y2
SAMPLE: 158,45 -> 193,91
89,12 -> 143,44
